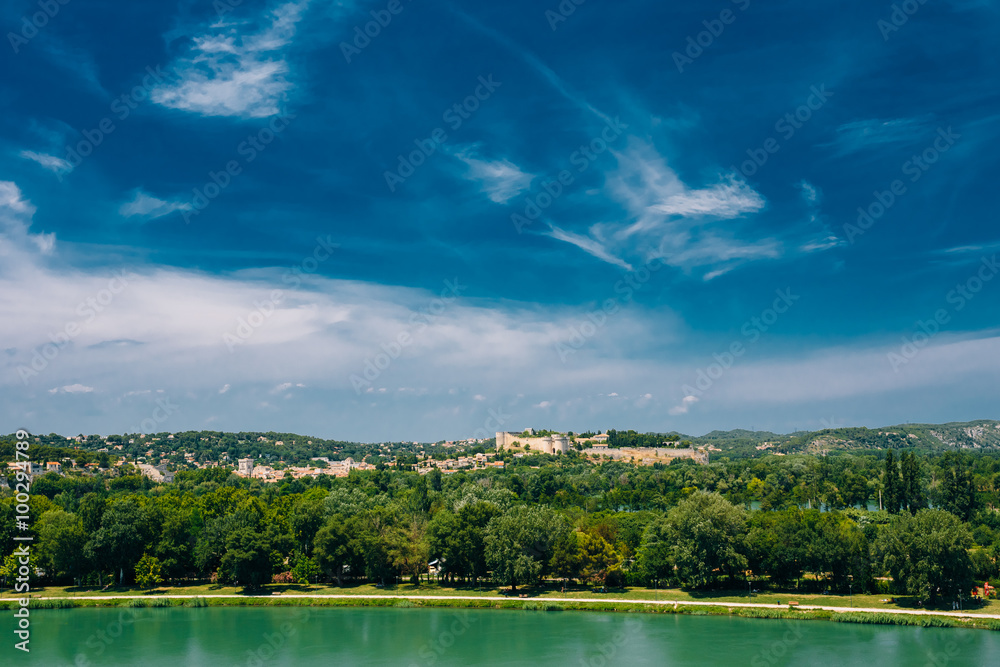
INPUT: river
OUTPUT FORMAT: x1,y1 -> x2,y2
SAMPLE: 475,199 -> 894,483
5,606 -> 996,666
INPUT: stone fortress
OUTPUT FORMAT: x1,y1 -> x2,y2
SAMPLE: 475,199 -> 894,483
495,430 -> 570,455
496,429 -> 709,465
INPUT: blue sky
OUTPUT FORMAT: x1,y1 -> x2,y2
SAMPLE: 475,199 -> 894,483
2,0 -> 999,442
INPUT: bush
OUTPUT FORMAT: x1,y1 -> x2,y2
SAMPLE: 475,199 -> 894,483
272,571 -> 294,584
26,599 -> 78,609
605,569 -> 625,588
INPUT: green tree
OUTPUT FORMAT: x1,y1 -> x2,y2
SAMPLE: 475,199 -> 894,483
577,532 -> 621,585
878,508 -> 974,604
314,516 -> 354,586
2,550 -> 37,589
937,453 -> 977,522
291,553 -> 320,584
550,531 -> 584,583
747,509 -> 808,587
134,554 -> 164,589
220,527 -> 273,589
84,496 -> 155,585
637,517 -> 674,585
485,505 -> 564,591
350,509 -> 401,585
153,496 -> 199,579
900,452 -> 925,515
428,502 -> 499,584
289,489 -> 327,555
36,509 -> 89,582
882,451 -> 902,514
388,520 -> 430,583
428,468 -> 443,492
77,493 -> 106,534
666,491 -> 748,589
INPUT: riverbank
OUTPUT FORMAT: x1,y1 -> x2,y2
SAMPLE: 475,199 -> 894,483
8,580 -> 998,614
6,592 -> 1000,631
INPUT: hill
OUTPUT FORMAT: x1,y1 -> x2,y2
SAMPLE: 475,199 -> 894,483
687,420 -> 1000,456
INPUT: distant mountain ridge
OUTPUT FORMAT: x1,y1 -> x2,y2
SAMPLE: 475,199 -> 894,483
6,420 -> 999,461
685,419 -> 1000,454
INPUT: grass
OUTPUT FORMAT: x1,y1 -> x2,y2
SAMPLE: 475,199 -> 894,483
0,580 -> 930,608
832,611 -> 1000,631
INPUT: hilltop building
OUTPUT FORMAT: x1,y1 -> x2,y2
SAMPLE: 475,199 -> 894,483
237,458 -> 254,476
495,431 -> 570,455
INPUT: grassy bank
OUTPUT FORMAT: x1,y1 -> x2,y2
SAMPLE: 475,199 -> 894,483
7,581 -> 998,615
4,594 -> 1000,631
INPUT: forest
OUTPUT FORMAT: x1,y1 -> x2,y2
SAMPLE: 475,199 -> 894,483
3,444 -> 999,608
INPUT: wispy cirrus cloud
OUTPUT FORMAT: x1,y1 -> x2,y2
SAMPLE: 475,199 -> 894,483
19,150 -> 74,176
119,190 -> 192,221
823,116 -> 932,157
454,147 -> 534,204
544,224 -> 632,271
151,0 -> 309,118
544,141 -> 775,278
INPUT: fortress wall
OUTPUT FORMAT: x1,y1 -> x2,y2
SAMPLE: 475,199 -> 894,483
496,432 -> 570,454
582,446 -> 708,465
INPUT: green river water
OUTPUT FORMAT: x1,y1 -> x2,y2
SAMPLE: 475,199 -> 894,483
3,606 -> 996,666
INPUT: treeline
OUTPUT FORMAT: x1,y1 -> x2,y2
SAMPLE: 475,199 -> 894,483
606,430 -> 683,448
14,431 -> 491,470
2,449 -> 1000,607
0,441 -> 107,468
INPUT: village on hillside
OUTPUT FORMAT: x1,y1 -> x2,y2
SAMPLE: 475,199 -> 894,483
1,427 -> 712,488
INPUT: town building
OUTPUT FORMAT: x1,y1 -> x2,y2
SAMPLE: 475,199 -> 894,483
238,458 -> 254,476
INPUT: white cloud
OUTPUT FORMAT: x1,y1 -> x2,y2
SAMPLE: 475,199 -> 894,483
545,224 -> 632,270
669,394 -> 699,415
19,150 -> 74,176
119,190 -> 192,220
455,147 -> 534,203
649,177 -> 765,219
799,235 -> 842,253
49,384 -> 95,394
0,181 -> 55,256
798,180 -> 819,203
3,186 -> 998,441
542,142 -> 779,278
0,181 -> 34,215
151,0 -> 308,118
